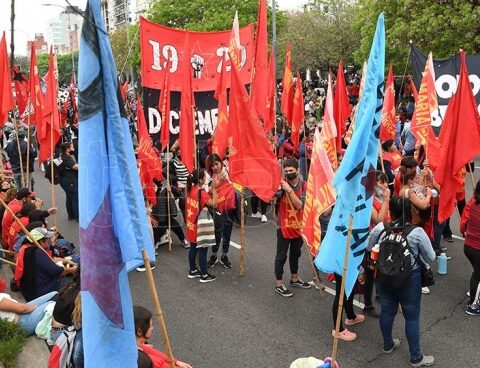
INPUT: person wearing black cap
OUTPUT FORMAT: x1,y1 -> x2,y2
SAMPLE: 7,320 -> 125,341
5,128 -> 37,190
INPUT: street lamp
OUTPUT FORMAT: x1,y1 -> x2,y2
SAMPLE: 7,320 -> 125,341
41,3 -> 77,85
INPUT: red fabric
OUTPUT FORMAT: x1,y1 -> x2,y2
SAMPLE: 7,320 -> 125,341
383,150 -> 402,171
462,199 -> 480,250
38,49 -> 61,165
212,55 -> 229,158
393,172 -> 401,196
0,32 -> 14,127
322,73 -> 338,169
14,243 -> 35,284
185,186 -> 210,243
291,71 -> 304,152
8,216 -> 29,251
380,65 -> 396,141
13,67 -> 29,116
278,182 -> 306,238
410,78 -> 418,102
436,52 -> 480,223
2,199 -> 22,247
0,278 -> 6,293
28,44 -> 44,126
140,344 -> 178,368
460,197 -> 474,235
251,0 -> 268,125
137,98 -> 163,206
333,60 -> 351,150
228,61 -> 281,202
158,71 -> 171,151
280,43 -> 294,123
215,179 -> 236,213
264,51 -> 276,132
179,36 -> 195,173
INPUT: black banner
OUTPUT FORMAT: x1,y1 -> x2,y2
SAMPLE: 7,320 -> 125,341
411,44 -> 480,128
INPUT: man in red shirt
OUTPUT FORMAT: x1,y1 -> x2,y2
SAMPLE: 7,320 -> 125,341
1,188 -> 35,248
274,158 -> 311,297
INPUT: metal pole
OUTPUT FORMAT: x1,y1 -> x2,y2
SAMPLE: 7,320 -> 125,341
10,0 -> 15,68
67,11 -> 76,85
124,0 -> 135,91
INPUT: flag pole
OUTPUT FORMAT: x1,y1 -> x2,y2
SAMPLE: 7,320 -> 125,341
331,214 -> 354,367
26,93 -> 31,188
378,141 -> 386,174
239,187 -> 246,276
469,169 -> 476,190
166,149 -> 172,252
50,115 -> 57,228
141,250 -> 176,368
0,257 -> 15,266
13,120 -> 25,187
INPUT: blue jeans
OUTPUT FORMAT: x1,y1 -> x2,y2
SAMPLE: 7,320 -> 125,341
213,210 -> 234,254
14,173 -> 34,191
432,204 -> 445,254
17,291 -> 57,335
376,269 -> 423,363
188,243 -> 208,276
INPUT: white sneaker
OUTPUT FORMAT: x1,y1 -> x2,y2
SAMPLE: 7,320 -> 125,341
251,212 -> 262,218
261,215 -> 268,222
159,231 -> 170,245
421,287 -> 431,295
183,239 -> 191,249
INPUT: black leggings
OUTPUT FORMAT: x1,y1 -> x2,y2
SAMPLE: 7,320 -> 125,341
332,273 -> 356,332
464,244 -> 480,304
153,217 -> 185,244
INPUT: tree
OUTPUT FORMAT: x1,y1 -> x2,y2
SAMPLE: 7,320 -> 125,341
276,2 -> 359,74
352,0 -> 480,72
110,25 -> 139,79
37,52 -> 78,86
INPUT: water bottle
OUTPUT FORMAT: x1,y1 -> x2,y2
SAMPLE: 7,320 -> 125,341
437,253 -> 448,275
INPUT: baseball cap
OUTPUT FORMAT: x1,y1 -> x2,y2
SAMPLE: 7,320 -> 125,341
29,227 -> 55,242
16,188 -> 36,200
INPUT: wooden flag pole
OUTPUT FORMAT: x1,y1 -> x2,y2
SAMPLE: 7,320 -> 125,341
13,121 -> 25,188
0,248 -> 14,254
331,215 -> 354,367
26,93 -> 31,188
166,151 -> 173,252
49,115 -> 57,228
141,250 -> 176,368
0,257 -> 16,266
239,188 -> 246,276
469,169 -> 476,190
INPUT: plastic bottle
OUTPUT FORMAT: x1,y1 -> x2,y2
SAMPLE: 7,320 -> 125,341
437,253 -> 448,275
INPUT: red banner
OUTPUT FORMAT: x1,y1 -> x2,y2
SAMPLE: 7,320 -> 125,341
140,17 -> 254,92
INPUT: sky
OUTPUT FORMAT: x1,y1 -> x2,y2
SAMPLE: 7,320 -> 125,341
0,0 -> 307,56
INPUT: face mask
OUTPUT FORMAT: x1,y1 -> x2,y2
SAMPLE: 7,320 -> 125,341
286,172 -> 297,181
374,187 -> 383,198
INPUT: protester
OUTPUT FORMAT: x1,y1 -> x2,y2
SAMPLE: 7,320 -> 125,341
399,170 -> 432,226
367,197 -> 436,367
134,305 -> 192,368
251,194 -> 268,222
5,127 -> 37,190
0,179 -> 12,200
59,142 -> 79,221
460,180 -> 480,316
274,157 -> 311,297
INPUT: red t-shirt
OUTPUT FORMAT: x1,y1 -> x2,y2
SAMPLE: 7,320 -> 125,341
2,199 -> 23,247
8,217 -> 29,250
462,198 -> 480,251
185,186 -> 211,243
383,150 -> 402,171
393,172 -> 402,196
214,180 -> 235,213
277,182 -> 306,239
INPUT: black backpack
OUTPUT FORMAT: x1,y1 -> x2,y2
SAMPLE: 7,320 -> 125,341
376,223 -> 416,288
44,158 -> 64,185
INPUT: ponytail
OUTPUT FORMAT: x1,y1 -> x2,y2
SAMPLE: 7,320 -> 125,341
186,169 -> 205,193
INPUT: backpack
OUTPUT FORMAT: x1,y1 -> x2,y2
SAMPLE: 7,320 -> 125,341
48,326 -> 77,368
376,223 -> 416,288
45,158 -> 64,185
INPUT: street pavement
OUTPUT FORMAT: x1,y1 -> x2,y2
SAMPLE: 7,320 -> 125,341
34,168 -> 479,368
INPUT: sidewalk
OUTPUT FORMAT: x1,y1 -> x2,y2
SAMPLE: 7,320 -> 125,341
0,261 -> 50,367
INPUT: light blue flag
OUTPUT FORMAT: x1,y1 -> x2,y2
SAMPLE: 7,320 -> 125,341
315,14 -> 385,297
78,0 -> 155,366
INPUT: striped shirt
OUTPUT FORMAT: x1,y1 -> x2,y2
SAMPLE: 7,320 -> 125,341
173,157 -> 189,189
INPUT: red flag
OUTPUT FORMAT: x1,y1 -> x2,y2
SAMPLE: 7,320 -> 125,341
179,35 -> 195,173
229,11 -> 241,67
333,60 -> 351,151
291,71 -> 304,152
0,32 -> 14,127
251,0 -> 268,124
410,77 -> 418,102
281,43 -> 294,123
321,72 -> 337,169
264,51 -> 276,133
380,64 -> 396,141
28,44 -> 44,125
302,127 -> 336,255
38,48 -> 61,165
212,55 -> 230,158
344,61 -> 367,145
436,51 -> 480,222
158,70 -> 171,151
228,60 -> 281,202
137,98 -> 163,205
13,66 -> 29,116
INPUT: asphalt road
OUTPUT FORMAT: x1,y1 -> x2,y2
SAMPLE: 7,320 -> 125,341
34,168 -> 479,368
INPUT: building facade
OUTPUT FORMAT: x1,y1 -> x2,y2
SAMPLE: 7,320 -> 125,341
46,5 -> 84,54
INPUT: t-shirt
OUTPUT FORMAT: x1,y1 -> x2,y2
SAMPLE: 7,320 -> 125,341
0,293 -> 17,322
60,154 -> 78,182
277,180 -> 306,239
185,187 -> 211,243
2,199 -> 23,247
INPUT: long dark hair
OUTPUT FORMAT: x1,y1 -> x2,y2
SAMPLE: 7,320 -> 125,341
206,153 -> 222,176
186,168 -> 205,194
57,266 -> 81,311
475,180 -> 480,204
389,196 -> 412,227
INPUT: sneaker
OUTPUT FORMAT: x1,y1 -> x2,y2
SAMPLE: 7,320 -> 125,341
199,273 -> 217,283
446,254 -> 452,260
467,290 -> 470,297
187,269 -> 201,279
383,338 -> 401,354
261,214 -> 268,222
344,314 -> 365,326
466,303 -> 480,316
290,278 -> 312,289
275,284 -> 293,297
136,263 -> 156,272
441,246 -> 448,251
443,235 -> 453,243
251,212 -> 262,218
421,287 -> 431,295
409,355 -> 434,367
207,254 -> 218,268
363,305 -> 379,318
182,239 -> 191,249
331,328 -> 357,342
219,254 -> 232,269
309,280 -> 326,291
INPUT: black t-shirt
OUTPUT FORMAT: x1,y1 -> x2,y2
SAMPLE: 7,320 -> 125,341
61,154 -> 78,182
137,349 -> 153,368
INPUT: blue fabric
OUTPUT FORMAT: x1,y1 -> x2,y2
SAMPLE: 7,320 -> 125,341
314,14 -> 385,297
78,1 -> 154,367
401,122 -> 416,155
17,291 -> 57,335
376,269 -> 422,363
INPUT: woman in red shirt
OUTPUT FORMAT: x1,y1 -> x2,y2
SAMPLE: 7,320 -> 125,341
460,180 -> 480,316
